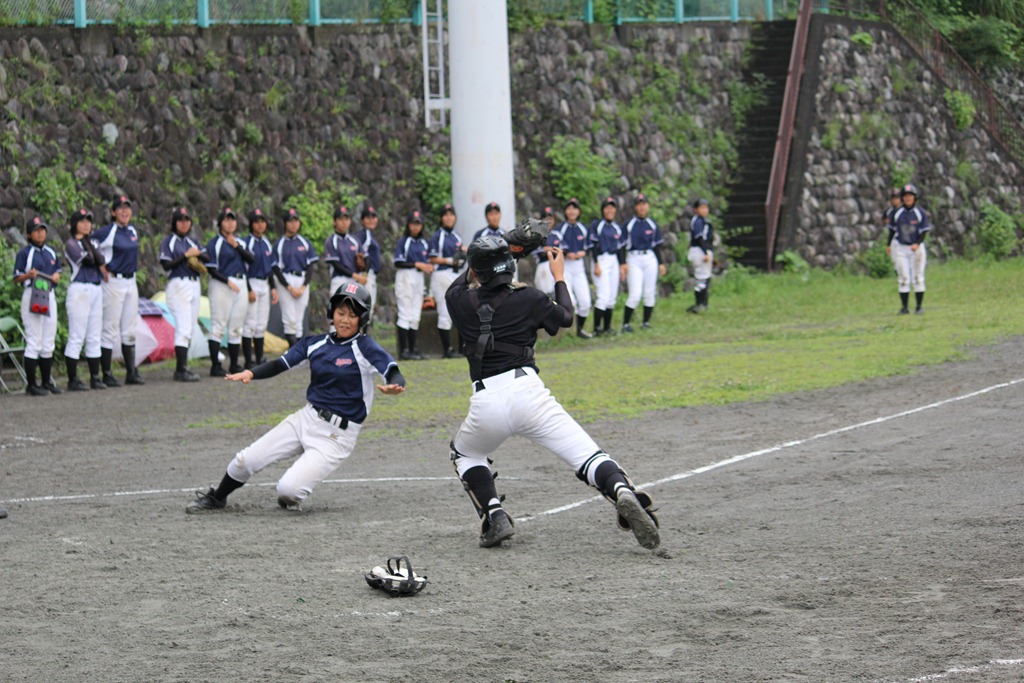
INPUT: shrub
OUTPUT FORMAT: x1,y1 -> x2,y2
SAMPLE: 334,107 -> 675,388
545,136 -> 619,216
850,31 -> 875,48
774,250 -> 810,275
974,203 -> 1020,259
33,156 -> 90,225
858,239 -> 893,278
943,89 -> 976,130
283,179 -> 364,247
414,152 -> 452,220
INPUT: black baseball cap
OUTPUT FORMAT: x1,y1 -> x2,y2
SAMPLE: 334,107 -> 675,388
248,208 -> 268,223
407,210 -> 424,224
484,201 -> 501,214
693,198 -> 710,208
172,207 -> 192,221
439,203 -> 456,216
361,205 -> 379,218
25,216 -> 49,234
334,205 -> 351,219
284,208 -> 301,222
539,206 -> 554,218
889,187 -> 901,198
110,195 -> 132,210
634,194 -> 649,205
564,198 -> 581,209
217,207 -> 237,222
69,208 -> 94,227
601,197 -> 617,208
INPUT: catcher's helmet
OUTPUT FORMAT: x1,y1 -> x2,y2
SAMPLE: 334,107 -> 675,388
901,183 -> 918,197
328,282 -> 372,329
468,235 -> 515,283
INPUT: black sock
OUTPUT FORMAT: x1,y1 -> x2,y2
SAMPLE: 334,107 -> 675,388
900,292 -> 909,309
593,460 -> 630,500
213,472 -> 245,501
915,292 -> 924,309
175,346 -> 189,372
643,306 -> 653,324
254,337 -> 265,364
284,334 -> 296,348
396,326 -> 407,354
623,307 -> 634,325
39,357 -> 53,386
241,337 -> 253,366
460,465 -> 501,519
576,315 -> 587,333
408,328 -> 418,352
100,347 -> 113,374
122,344 -> 136,376
66,357 -> 78,382
208,340 -> 221,368
228,343 -> 240,368
702,288 -> 710,307
87,357 -> 100,379
605,308 -> 614,331
24,357 -> 38,386
439,328 -> 451,352
593,309 -> 604,332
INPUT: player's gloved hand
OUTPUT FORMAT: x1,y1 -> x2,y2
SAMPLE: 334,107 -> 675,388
450,252 -> 467,268
505,218 -> 550,260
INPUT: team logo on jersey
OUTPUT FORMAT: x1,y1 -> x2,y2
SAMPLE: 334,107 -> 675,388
335,358 -> 353,367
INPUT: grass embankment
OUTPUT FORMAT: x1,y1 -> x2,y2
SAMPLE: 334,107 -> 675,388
195,258 -> 1024,432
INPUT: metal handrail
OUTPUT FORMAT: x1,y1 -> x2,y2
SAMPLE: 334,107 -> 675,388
764,0 -> 813,270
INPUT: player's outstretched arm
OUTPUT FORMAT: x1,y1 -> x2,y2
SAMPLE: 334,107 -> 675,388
376,365 -> 407,394
226,359 -> 289,384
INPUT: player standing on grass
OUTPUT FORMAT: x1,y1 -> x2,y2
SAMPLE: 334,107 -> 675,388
589,198 -> 626,336
240,208 -> 278,370
159,207 -> 206,382
552,198 -> 594,339
186,283 -> 406,513
274,208 -> 318,347
887,183 -> 930,315
63,208 -> 109,391
687,198 -> 715,314
445,230 -> 660,550
427,203 -> 465,358
622,194 -> 667,331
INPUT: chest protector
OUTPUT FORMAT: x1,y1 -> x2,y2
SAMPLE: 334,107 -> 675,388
464,286 -> 534,377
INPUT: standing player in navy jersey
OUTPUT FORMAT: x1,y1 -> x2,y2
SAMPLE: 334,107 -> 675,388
93,195 -> 144,386
589,198 -> 626,336
13,217 -> 62,396
274,208 -> 318,347
472,201 -> 505,242
687,199 -> 715,314
63,209 -> 108,391
354,205 -> 383,319
427,203 -> 465,358
240,208 -> 278,370
622,194 -> 666,332
887,183 -> 931,315
553,198 -> 593,338
393,210 -> 433,360
206,207 -> 254,375
159,207 -> 207,382
531,207 -> 557,296
186,283 -> 406,513
324,205 -> 367,297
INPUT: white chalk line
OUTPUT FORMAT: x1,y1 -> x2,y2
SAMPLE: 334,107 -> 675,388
877,658 -> 1024,682
3,377 -> 1022,512
517,376 -> 1024,522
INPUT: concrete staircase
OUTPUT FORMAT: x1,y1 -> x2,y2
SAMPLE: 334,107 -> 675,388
722,20 -> 795,270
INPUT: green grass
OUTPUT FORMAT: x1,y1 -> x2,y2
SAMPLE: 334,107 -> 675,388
192,258 -> 1024,435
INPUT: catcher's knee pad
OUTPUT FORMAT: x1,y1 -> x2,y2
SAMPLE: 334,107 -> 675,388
576,451 -> 635,501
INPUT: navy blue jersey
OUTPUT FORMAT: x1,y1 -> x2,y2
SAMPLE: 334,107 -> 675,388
352,228 -> 382,273
323,232 -> 362,277
428,227 -> 463,270
543,227 -> 563,249
65,237 -> 105,285
393,235 -> 430,265
206,235 -> 249,278
274,234 -> 318,274
14,244 -> 62,287
280,332 -> 397,423
589,219 -> 624,255
159,233 -> 206,279
93,223 -> 139,275
625,217 -> 664,251
889,206 -> 931,245
473,226 -> 504,242
689,215 -> 714,253
242,234 -> 277,279
554,221 -> 589,253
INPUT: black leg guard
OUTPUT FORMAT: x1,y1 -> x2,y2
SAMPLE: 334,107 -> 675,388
451,441 -> 506,520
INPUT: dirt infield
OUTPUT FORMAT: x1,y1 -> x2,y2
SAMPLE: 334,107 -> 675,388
2,340 -> 1023,683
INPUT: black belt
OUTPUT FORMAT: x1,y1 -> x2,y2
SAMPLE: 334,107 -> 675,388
474,367 -> 527,392
630,250 -> 651,255
284,271 -> 305,276
111,272 -> 135,279
173,275 -> 198,281
435,265 -> 452,271
314,406 -> 350,430
249,276 -> 269,281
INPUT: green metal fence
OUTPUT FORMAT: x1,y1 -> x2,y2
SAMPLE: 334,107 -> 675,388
0,0 -> 791,27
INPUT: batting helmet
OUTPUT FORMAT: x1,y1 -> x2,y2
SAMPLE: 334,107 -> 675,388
328,282 -> 372,329
468,235 -> 515,284
901,183 -> 918,197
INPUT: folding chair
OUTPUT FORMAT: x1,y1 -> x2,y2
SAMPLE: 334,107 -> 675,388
0,315 -> 28,393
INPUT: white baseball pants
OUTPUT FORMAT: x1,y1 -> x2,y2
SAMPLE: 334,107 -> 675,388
451,367 -> 600,477
395,268 -> 425,330
533,260 -> 555,296
625,251 -> 659,308
101,276 -> 138,347
166,277 -> 202,348
364,270 -> 378,317
208,276 -> 248,344
64,282 -> 102,359
20,288 -> 57,359
893,242 -> 926,293
563,258 -> 591,318
279,272 -> 310,336
329,275 -> 357,299
243,278 -> 272,338
430,268 -> 459,330
688,247 -> 713,291
226,404 -> 361,504
593,254 -> 621,310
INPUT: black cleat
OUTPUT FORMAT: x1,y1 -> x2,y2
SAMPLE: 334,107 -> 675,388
228,365 -> 244,375
621,323 -> 635,333
210,365 -> 227,377
44,381 -> 64,395
914,308 -> 924,315
577,329 -> 594,339
186,487 -> 226,514
125,372 -> 145,385
898,307 -> 910,315
90,377 -> 108,390
479,510 -> 515,548
103,373 -> 122,388
67,379 -> 90,392
26,384 -> 49,397
615,490 -> 661,550
174,369 -> 201,382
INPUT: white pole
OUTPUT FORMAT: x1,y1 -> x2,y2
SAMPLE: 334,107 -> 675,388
448,0 -> 516,243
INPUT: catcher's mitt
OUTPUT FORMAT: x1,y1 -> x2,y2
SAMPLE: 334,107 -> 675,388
504,218 -> 549,259
365,556 -> 428,597
187,255 -> 208,275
